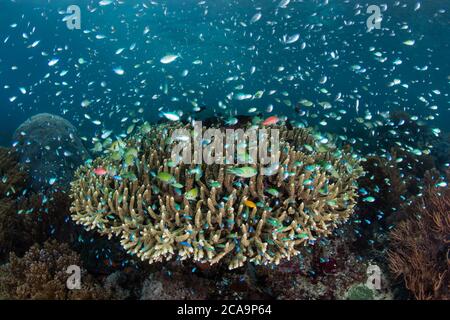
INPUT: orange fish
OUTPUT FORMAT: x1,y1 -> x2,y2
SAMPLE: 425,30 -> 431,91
93,167 -> 107,176
244,200 -> 257,208
262,116 -> 279,126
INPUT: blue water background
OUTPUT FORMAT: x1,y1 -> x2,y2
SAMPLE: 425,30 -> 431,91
0,0 -> 448,147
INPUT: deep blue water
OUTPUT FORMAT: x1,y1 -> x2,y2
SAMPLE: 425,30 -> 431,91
0,0 -> 449,148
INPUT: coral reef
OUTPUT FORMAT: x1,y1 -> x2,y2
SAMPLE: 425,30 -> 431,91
344,284 -> 375,300
0,145 -> 128,280
101,270 -> 139,299
351,153 -> 408,257
0,147 -> 31,260
0,147 -> 75,262
388,170 -> 450,300
343,271 -> 393,300
383,111 -> 439,150
347,110 -> 441,179
140,269 -> 212,300
0,147 -> 28,197
12,113 -> 89,191
70,122 -> 364,269
0,240 -> 113,300
253,226 -> 369,300
433,132 -> 450,171
350,138 -> 444,264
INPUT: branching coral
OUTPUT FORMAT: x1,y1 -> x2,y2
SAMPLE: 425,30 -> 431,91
0,240 -> 112,300
70,122 -> 363,269
388,171 -> 450,300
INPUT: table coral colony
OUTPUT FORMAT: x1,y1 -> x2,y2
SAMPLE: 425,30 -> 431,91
70,122 -> 364,270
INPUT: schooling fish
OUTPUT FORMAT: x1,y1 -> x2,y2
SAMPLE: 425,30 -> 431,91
160,54 -> 179,64
157,172 -> 175,183
161,112 -> 180,121
227,166 -> 257,178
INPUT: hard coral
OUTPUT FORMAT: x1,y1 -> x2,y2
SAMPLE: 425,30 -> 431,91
70,122 -> 363,269
12,113 -> 89,191
388,171 -> 450,300
0,240 -> 112,300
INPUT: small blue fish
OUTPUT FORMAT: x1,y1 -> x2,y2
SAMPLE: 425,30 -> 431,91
180,241 -> 192,247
